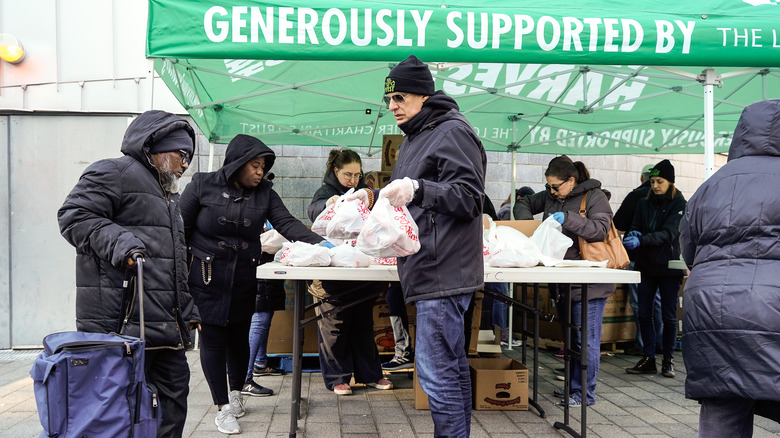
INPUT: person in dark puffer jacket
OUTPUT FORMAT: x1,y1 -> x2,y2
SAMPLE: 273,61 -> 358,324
58,109 -> 202,438
180,134 -> 327,434
680,99 -> 780,436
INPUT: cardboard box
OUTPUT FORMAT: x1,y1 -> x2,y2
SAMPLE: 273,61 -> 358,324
413,370 -> 429,410
492,220 -> 542,236
514,283 -> 636,344
372,299 -> 417,354
363,170 -> 392,189
267,280 -> 320,354
381,134 -> 404,171
600,284 -> 636,343
469,358 -> 529,410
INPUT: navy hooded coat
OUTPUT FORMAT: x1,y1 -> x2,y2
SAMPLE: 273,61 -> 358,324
680,99 -> 780,402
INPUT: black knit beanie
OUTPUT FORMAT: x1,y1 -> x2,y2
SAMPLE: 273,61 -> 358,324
650,159 -> 675,183
384,55 -> 434,96
150,128 -> 194,155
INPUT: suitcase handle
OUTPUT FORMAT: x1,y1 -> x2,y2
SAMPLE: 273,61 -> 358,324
133,254 -> 145,341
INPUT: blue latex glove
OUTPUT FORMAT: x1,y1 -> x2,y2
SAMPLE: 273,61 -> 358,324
549,212 -> 565,225
320,241 -> 336,249
626,230 -> 642,238
623,236 -> 640,250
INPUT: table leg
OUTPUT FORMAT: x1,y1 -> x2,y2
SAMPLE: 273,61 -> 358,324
289,280 -> 305,438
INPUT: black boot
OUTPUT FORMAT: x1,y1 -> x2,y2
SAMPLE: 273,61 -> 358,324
626,355 -> 657,374
661,357 -> 675,378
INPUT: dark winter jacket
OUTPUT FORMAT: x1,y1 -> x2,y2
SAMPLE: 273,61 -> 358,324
613,180 -> 650,232
628,189 -> 686,277
680,99 -> 780,402
513,179 -> 616,302
58,110 -> 200,350
181,134 -> 322,326
307,170 -> 370,222
391,91 -> 487,303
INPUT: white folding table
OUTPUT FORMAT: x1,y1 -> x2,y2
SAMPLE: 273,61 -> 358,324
257,262 -> 639,438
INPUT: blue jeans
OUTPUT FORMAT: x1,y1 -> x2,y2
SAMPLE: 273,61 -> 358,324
245,311 -> 273,381
416,293 -> 473,438
557,296 -> 607,406
487,283 -> 510,330
627,262 -> 662,350
637,275 -> 683,359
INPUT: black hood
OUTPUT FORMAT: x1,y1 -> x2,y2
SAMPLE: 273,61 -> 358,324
399,90 -> 460,135
121,110 -> 195,171
219,134 -> 276,182
728,99 -> 780,161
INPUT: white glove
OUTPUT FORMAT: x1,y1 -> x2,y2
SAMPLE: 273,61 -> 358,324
380,177 -> 416,207
343,188 -> 369,205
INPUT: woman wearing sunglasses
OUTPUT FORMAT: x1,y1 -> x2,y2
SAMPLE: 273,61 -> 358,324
306,148 -> 392,396
513,155 -> 616,407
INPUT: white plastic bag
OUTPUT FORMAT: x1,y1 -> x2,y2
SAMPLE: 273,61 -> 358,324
326,189 -> 370,240
278,241 -> 331,267
328,244 -> 372,268
356,197 -> 420,258
260,229 -> 288,254
530,216 -> 573,260
311,203 -> 336,236
487,224 -> 542,268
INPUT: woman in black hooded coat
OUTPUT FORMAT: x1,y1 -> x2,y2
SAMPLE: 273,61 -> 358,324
181,134 -> 325,433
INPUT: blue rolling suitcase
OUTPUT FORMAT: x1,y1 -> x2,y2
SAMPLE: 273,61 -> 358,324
31,258 -> 160,437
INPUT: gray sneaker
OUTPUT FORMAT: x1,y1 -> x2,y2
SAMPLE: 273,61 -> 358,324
215,404 -> 241,434
229,390 -> 245,418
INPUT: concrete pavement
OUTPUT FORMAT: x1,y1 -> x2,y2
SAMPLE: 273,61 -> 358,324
2,347 -> 780,437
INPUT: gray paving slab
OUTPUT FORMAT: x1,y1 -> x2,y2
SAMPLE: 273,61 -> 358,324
0,345 -> 763,437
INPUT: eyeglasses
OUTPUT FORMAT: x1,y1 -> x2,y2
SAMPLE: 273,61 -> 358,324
338,170 -> 362,181
178,150 -> 190,165
545,180 -> 569,192
382,93 -> 411,106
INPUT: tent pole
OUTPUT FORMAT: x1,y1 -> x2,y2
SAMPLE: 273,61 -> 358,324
208,142 -> 215,172
700,69 -> 721,180
508,116 -> 519,220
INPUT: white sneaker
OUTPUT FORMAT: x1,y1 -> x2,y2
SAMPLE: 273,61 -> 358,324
215,404 -> 241,434
229,390 -> 245,418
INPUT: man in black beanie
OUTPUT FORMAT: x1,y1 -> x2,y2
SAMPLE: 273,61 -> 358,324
354,54 -> 487,437
58,110 -> 201,437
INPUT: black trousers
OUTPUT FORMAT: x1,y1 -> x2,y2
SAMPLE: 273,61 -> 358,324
199,321 -> 251,405
316,281 -> 383,390
144,348 -> 190,438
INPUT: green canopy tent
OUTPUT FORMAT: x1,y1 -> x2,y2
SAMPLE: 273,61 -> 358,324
147,0 -> 780,179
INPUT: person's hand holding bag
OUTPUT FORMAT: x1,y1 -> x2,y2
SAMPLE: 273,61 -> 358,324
381,177 -> 416,207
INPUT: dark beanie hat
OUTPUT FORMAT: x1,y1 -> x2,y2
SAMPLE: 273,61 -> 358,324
384,55 -> 434,95
650,159 -> 675,183
150,128 -> 194,155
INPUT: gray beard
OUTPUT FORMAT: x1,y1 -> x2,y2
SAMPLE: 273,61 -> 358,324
159,171 -> 180,194
155,153 -> 180,194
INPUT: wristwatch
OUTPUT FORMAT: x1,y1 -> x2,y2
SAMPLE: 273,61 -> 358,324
411,179 -> 419,193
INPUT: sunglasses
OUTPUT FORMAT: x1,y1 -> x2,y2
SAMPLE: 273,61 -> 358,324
178,150 -> 190,165
382,93 -> 411,106
545,180 -> 569,192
